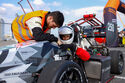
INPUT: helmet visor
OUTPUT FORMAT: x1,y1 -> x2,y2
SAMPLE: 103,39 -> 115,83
60,34 -> 72,40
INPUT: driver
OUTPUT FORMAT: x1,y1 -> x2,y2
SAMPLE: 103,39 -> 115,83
58,26 -> 90,61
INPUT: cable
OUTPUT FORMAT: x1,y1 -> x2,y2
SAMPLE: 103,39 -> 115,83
117,11 -> 125,28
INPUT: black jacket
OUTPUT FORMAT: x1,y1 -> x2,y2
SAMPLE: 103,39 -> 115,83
32,27 -> 58,42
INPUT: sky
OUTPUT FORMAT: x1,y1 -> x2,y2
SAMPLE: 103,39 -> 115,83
0,0 -> 125,36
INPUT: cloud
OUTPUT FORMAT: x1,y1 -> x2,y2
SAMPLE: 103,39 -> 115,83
48,1 -> 61,7
0,7 -> 6,13
72,6 -> 103,16
63,6 -> 104,18
2,3 -> 15,8
32,0 -> 61,10
62,6 -> 104,24
33,0 -> 61,7
0,3 -> 21,23
1,3 -> 20,12
33,0 -> 45,6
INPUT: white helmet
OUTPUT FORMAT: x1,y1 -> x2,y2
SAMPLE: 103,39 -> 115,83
58,26 -> 74,44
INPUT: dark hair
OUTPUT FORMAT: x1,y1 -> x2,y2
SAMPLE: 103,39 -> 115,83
48,11 -> 64,27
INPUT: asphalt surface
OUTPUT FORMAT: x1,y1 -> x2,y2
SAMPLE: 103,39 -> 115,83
0,40 -> 16,47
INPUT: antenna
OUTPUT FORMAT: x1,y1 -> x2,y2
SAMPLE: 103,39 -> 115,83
18,0 -> 34,14
18,0 -> 26,14
27,0 -> 34,12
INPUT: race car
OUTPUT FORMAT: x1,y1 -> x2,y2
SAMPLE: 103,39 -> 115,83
0,14 -> 124,83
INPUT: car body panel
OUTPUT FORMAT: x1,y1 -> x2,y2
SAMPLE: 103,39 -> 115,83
0,41 -> 59,83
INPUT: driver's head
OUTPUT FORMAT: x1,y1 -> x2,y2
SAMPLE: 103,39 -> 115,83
58,26 -> 74,44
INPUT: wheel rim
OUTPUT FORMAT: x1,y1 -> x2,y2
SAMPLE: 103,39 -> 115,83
59,67 -> 83,83
118,55 -> 124,73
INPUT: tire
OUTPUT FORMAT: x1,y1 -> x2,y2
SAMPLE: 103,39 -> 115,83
37,60 -> 87,83
109,50 -> 124,74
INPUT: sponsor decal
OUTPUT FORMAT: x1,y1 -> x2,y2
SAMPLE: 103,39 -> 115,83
112,19 -> 117,24
53,54 -> 62,60
20,50 -> 35,55
102,66 -> 111,73
107,22 -> 114,32
4,72 -> 31,76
